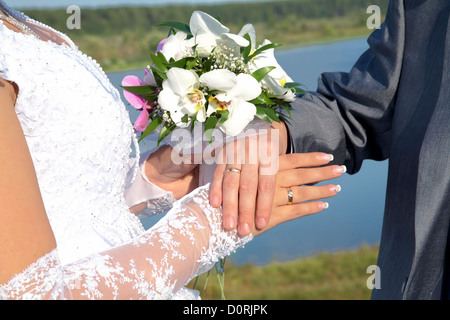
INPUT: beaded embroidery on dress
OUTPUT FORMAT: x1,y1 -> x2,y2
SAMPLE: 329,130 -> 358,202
0,3 -> 253,300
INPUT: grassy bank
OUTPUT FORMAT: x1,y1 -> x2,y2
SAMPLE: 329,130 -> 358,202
187,244 -> 379,300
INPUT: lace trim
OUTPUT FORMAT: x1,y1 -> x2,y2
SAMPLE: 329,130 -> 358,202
0,250 -> 62,300
165,185 -> 253,280
137,195 -> 177,219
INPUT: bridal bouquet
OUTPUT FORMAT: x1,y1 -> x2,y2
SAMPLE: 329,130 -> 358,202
122,11 -> 304,145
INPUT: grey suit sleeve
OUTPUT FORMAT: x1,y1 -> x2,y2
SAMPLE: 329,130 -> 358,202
285,0 -> 405,174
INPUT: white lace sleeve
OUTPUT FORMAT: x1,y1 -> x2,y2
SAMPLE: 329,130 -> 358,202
124,148 -> 176,218
0,185 -> 252,300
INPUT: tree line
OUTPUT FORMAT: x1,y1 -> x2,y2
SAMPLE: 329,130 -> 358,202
24,0 -> 388,36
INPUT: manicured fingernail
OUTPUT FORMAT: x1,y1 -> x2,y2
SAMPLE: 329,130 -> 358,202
330,185 -> 342,193
224,217 -> 235,230
321,202 -> 329,209
334,165 -> 347,174
322,154 -> 334,162
238,223 -> 250,235
256,218 -> 267,229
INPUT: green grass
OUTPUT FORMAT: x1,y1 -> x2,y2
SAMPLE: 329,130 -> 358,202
187,244 -> 379,300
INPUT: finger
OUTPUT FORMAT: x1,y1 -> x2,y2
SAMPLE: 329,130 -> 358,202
278,152 -> 334,171
277,201 -> 329,222
277,165 -> 347,187
209,146 -> 227,207
221,164 -> 242,231
254,201 -> 328,237
253,133 -> 278,231
237,163 -> 259,236
274,184 -> 341,206
255,173 -> 276,230
209,163 -> 226,207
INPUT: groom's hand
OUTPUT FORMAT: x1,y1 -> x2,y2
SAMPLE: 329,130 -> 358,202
209,121 -> 289,236
252,152 -> 345,237
145,145 -> 199,199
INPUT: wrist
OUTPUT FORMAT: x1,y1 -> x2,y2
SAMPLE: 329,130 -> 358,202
272,120 -> 288,155
144,146 -> 199,199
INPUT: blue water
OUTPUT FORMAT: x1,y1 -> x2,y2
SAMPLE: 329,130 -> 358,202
108,37 -> 387,265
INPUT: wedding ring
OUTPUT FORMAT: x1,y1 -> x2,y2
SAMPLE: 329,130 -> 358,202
227,167 -> 242,174
287,187 -> 294,205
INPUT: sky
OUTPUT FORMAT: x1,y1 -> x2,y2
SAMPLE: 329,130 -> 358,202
4,0 -> 271,10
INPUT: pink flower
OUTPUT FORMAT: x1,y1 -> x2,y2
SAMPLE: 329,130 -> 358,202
134,107 -> 150,132
122,75 -> 146,109
122,75 -> 153,132
156,38 -> 168,54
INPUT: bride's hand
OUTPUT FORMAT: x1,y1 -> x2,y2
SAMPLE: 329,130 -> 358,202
144,145 -> 199,199
252,153 -> 345,237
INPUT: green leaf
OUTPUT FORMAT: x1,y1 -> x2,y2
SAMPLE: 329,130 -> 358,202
204,115 -> 218,143
255,106 -> 281,123
241,33 -> 252,60
139,117 -> 162,142
121,85 -> 157,96
284,82 -> 304,88
181,113 -> 190,123
245,43 -> 282,63
293,87 -> 307,94
202,56 -> 214,72
217,110 -> 229,125
263,107 -> 281,123
157,122 -> 176,146
279,104 -> 293,119
157,51 -> 169,65
166,57 -> 186,69
284,82 -> 307,94
151,65 -> 167,82
249,91 -> 276,105
156,21 -> 191,34
256,106 -> 271,123
185,58 -> 200,70
150,53 -> 168,72
251,66 -> 276,82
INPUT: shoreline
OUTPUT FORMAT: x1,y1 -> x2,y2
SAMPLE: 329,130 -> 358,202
104,34 -> 369,73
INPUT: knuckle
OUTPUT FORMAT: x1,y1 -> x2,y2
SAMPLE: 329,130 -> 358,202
258,178 -> 275,193
238,208 -> 254,220
239,180 -> 257,193
295,169 -> 306,182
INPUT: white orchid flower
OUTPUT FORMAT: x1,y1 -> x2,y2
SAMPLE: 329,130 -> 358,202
159,31 -> 193,62
238,23 -> 257,51
188,11 -> 250,57
158,68 -> 207,126
200,69 -> 262,136
251,39 -> 296,102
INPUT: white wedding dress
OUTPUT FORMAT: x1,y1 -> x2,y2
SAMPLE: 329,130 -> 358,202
0,4 -> 251,300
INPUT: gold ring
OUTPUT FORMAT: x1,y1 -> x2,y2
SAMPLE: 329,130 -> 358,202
227,167 -> 242,174
287,187 -> 294,205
